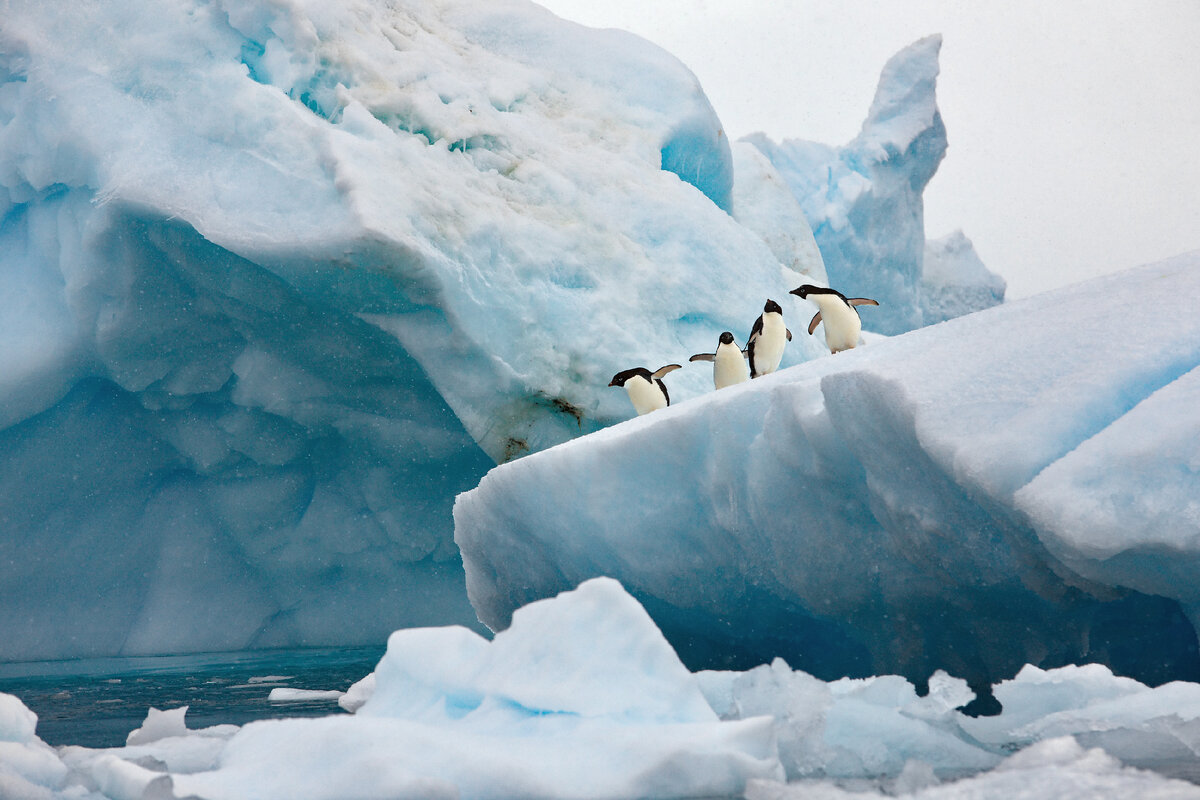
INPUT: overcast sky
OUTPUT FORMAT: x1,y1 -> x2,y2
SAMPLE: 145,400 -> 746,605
536,0 -> 1200,299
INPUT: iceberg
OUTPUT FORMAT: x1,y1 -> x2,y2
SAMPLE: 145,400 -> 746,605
7,579 -> 1200,799
745,36 -> 1006,334
0,0 -> 1004,664
0,0 -> 830,662
455,251 -> 1200,695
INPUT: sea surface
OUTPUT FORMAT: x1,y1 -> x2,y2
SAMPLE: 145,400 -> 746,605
0,647 -> 384,748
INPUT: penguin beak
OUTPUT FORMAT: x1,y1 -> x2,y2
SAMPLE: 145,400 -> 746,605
788,287 -> 804,298
608,378 -> 618,387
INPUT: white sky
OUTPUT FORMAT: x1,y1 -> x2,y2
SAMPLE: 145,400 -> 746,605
535,0 -> 1200,298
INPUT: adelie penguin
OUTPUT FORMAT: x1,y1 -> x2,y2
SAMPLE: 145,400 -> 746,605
689,331 -> 751,389
746,299 -> 792,378
609,364 -> 682,416
789,284 -> 879,354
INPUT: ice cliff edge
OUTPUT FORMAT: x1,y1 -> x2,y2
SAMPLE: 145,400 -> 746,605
455,251 -> 1200,692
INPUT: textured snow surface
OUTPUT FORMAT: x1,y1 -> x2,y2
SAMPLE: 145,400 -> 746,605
457,252 -> 1200,691
7,580 -> 1200,799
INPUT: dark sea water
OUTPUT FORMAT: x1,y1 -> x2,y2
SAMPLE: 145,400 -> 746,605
0,647 -> 384,749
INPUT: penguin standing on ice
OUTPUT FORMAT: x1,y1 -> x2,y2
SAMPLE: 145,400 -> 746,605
746,299 -> 791,378
789,284 -> 879,354
689,331 -> 751,389
609,364 -> 682,415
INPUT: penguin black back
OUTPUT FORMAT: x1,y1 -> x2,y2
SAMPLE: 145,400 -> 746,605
608,367 -> 652,387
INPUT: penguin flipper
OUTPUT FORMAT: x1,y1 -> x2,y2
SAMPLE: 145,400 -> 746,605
786,328 -> 793,341
689,353 -> 715,363
656,379 -> 671,407
807,312 -> 823,335
848,298 -> 879,307
651,364 -> 682,379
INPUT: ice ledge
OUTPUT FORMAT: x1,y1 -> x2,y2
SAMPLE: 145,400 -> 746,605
455,251 -> 1200,691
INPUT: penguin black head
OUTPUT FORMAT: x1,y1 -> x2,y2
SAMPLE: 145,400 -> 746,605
763,299 -> 783,315
609,367 -> 650,387
718,331 -> 735,345
791,284 -> 847,301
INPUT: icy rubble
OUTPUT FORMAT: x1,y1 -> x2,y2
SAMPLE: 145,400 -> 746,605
6,579 -> 1200,799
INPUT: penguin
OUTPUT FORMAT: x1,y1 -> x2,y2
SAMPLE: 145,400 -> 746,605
609,364 -> 682,415
746,299 -> 792,378
689,331 -> 751,389
789,284 -> 879,354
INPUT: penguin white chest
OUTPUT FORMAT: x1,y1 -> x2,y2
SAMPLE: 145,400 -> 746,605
752,314 -> 788,375
713,343 -> 750,389
624,375 -> 667,415
816,298 -> 862,353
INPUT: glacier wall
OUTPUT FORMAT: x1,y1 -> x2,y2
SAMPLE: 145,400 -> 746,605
455,252 -> 1200,694
746,36 -> 1006,335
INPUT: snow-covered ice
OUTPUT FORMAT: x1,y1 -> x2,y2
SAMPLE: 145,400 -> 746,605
6,579 -> 1200,799
456,251 -> 1200,693
267,688 -> 344,703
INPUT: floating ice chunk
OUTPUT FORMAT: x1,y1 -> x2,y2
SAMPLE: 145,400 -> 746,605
339,673 -> 376,713
698,660 -> 996,782
0,693 -> 69,796
360,577 -> 718,725
957,663 -> 1200,779
175,712 -> 780,800
268,688 -> 345,703
170,579 -> 782,800
127,707 -> 191,747
92,754 -> 179,800
0,693 -> 37,744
